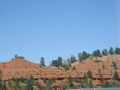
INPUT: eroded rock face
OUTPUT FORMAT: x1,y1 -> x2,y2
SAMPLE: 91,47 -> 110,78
0,55 -> 120,86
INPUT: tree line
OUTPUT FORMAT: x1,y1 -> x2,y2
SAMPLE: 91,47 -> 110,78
40,47 -> 120,67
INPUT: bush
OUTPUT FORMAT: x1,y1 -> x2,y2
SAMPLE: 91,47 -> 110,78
113,71 -> 119,80
62,64 -> 69,70
102,81 -> 120,88
87,70 -> 92,79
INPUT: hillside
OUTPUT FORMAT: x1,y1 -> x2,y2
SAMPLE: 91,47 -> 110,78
0,55 -> 120,89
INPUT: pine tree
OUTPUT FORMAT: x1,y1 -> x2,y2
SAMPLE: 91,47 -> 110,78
68,76 -> 73,87
35,82 -> 42,90
15,78 -> 20,90
92,49 -> 102,57
14,54 -> 18,59
87,70 -> 92,79
25,75 -> 34,90
51,57 -> 63,67
109,47 -> 114,55
40,57 -> 45,66
112,61 -> 117,70
114,47 -> 120,55
57,57 -> 62,66
78,51 -> 90,62
113,71 -> 119,80
102,49 -> 108,56
70,55 -> 76,63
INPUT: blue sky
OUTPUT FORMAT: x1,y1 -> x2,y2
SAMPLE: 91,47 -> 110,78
0,0 -> 120,65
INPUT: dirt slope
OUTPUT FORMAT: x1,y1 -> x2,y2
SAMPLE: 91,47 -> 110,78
0,55 -> 120,87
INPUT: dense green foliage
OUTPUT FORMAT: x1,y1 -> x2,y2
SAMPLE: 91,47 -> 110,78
70,55 -> 76,63
114,47 -> 120,54
102,81 -> 120,88
87,70 -> 92,79
62,64 -> 69,70
78,51 -> 90,62
40,57 -> 45,66
51,57 -> 63,67
102,49 -> 108,56
92,49 -> 102,57
113,71 -> 119,80
109,47 -> 114,55
24,75 -> 34,90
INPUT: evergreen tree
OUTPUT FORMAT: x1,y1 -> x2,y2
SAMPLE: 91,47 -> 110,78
109,47 -> 114,55
15,78 -> 20,90
78,53 -> 82,62
112,61 -> 117,70
78,51 -> 90,62
62,64 -> 69,70
70,55 -> 76,63
114,47 -> 120,55
87,70 -> 92,79
92,49 -> 102,57
57,57 -> 62,66
35,82 -> 42,90
8,79 -> 12,90
51,57 -> 63,67
25,75 -> 34,90
102,49 -> 108,56
14,54 -> 18,59
113,71 -> 119,80
68,76 -> 73,87
82,51 -> 90,60
40,57 -> 45,66
83,74 -> 88,86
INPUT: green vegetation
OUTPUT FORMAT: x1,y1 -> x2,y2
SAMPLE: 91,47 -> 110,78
114,47 -> 120,54
102,81 -> 120,88
92,49 -> 102,57
89,80 -> 94,88
70,55 -> 76,63
68,76 -> 73,87
111,61 -> 118,70
102,49 -> 108,56
14,54 -> 18,59
51,57 -> 62,67
78,51 -> 90,62
87,70 -> 92,79
1,47 -> 120,90
62,64 -> 69,70
40,57 -> 45,66
109,47 -> 114,55
34,82 -> 42,90
24,75 -> 34,90
60,84 -> 68,90
113,71 -> 119,80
